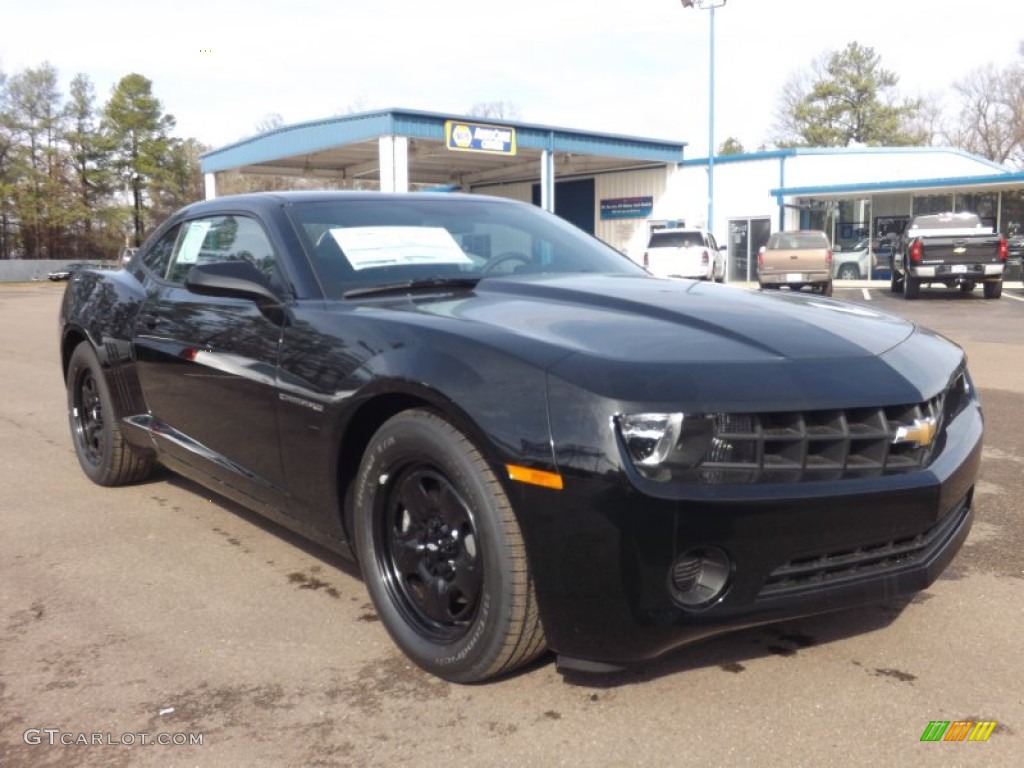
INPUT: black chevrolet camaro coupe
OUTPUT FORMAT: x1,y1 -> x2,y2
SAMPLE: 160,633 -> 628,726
60,192 -> 982,682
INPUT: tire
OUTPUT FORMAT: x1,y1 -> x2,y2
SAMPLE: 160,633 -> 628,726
66,343 -> 154,486
984,280 -> 1003,299
821,280 -> 833,297
890,269 -> 903,294
959,282 -> 976,293
354,409 -> 546,683
904,276 -> 920,299
837,264 -> 860,281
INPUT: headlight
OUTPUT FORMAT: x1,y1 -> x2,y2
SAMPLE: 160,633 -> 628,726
616,412 -> 715,480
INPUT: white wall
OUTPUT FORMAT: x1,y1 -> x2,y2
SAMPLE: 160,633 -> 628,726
782,148 -> 1005,190
594,167 -> 670,259
672,158 -> 781,239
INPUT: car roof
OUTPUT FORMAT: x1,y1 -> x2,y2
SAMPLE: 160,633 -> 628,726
177,190 -> 525,217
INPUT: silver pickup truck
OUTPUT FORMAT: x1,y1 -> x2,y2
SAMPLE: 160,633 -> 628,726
891,212 -> 1008,299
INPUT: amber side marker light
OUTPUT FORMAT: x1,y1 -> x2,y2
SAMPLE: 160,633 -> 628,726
506,464 -> 564,490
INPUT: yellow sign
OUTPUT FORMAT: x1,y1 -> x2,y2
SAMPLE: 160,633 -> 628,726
445,120 -> 516,156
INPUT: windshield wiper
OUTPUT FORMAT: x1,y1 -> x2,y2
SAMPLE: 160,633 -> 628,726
343,276 -> 481,299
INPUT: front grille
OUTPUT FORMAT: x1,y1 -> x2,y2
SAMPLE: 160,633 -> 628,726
697,369 -> 970,485
758,496 -> 970,598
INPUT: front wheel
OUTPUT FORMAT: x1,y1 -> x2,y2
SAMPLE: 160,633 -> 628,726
66,343 -> 154,486
837,264 -> 860,281
354,409 -> 546,683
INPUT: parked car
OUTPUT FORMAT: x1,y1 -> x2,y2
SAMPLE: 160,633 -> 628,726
643,227 -> 724,281
60,192 -> 981,682
1008,234 -> 1024,260
832,242 -> 872,281
758,230 -> 833,295
891,212 -> 1006,299
47,262 -> 91,281
833,239 -> 894,281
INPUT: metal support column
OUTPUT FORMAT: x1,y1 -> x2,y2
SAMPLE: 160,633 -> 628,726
379,135 -> 409,193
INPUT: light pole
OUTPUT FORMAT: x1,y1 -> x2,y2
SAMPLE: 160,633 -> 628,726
681,0 -> 726,236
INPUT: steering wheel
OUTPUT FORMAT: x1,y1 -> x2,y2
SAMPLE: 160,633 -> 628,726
481,251 -> 530,275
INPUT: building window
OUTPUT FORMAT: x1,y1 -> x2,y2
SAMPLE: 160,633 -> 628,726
912,194 -> 953,215
955,192 -> 997,229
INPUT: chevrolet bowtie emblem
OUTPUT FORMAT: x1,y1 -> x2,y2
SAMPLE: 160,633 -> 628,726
893,417 -> 938,448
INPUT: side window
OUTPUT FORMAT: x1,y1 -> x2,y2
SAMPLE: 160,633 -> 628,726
141,224 -> 182,277
165,215 -> 280,287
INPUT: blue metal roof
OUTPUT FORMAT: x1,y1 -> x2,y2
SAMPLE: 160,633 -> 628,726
201,108 -> 686,173
683,145 -> 1011,173
771,171 -> 1024,197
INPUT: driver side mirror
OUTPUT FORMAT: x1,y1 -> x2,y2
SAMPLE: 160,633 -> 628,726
185,260 -> 282,306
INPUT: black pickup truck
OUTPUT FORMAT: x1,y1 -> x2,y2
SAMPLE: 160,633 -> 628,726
891,212 -> 1008,299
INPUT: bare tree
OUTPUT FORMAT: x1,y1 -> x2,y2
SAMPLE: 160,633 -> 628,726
468,101 -> 522,121
949,63 -> 1022,165
253,112 -> 285,134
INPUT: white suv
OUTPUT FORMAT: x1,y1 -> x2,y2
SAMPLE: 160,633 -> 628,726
643,228 -> 724,281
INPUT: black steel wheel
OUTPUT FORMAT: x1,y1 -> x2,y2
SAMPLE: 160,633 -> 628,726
984,280 -> 1003,299
66,343 -> 153,486
354,409 -> 546,682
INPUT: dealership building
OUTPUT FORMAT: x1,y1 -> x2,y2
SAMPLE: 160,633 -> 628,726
201,108 -> 1024,282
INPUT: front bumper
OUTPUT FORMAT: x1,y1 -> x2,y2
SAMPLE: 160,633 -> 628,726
510,397 -> 982,667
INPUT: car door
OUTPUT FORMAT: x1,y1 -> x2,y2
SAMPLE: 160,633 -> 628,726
133,213 -> 288,499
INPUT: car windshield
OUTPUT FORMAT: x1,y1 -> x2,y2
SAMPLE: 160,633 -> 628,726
287,196 -> 647,298
647,231 -> 704,248
768,232 -> 828,250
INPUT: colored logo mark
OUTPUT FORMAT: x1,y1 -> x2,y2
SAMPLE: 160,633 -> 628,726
450,124 -> 473,149
920,720 -> 997,742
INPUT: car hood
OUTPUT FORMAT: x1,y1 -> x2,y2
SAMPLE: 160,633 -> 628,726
442,275 -> 911,361
350,274 -> 959,407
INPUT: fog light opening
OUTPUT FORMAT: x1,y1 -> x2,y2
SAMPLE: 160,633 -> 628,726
669,546 -> 732,609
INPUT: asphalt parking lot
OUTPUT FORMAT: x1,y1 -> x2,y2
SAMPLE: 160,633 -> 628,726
2,280 -> 1022,767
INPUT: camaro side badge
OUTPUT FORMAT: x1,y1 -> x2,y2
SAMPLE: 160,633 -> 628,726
279,393 -> 324,413
893,417 -> 938,448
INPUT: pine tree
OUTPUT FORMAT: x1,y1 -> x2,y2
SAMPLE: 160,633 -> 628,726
102,73 -> 175,246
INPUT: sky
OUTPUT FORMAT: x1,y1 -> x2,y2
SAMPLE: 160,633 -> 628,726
1,0 -> 1021,157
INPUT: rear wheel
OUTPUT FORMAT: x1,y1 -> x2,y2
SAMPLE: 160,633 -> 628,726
904,276 -> 920,299
959,282 -> 976,293
821,280 -> 833,297
984,280 -> 1003,299
890,269 -> 904,294
354,409 -> 546,683
66,343 -> 154,486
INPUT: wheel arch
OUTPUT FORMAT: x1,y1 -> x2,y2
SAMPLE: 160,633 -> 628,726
334,383 -> 514,549
61,326 -> 91,380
